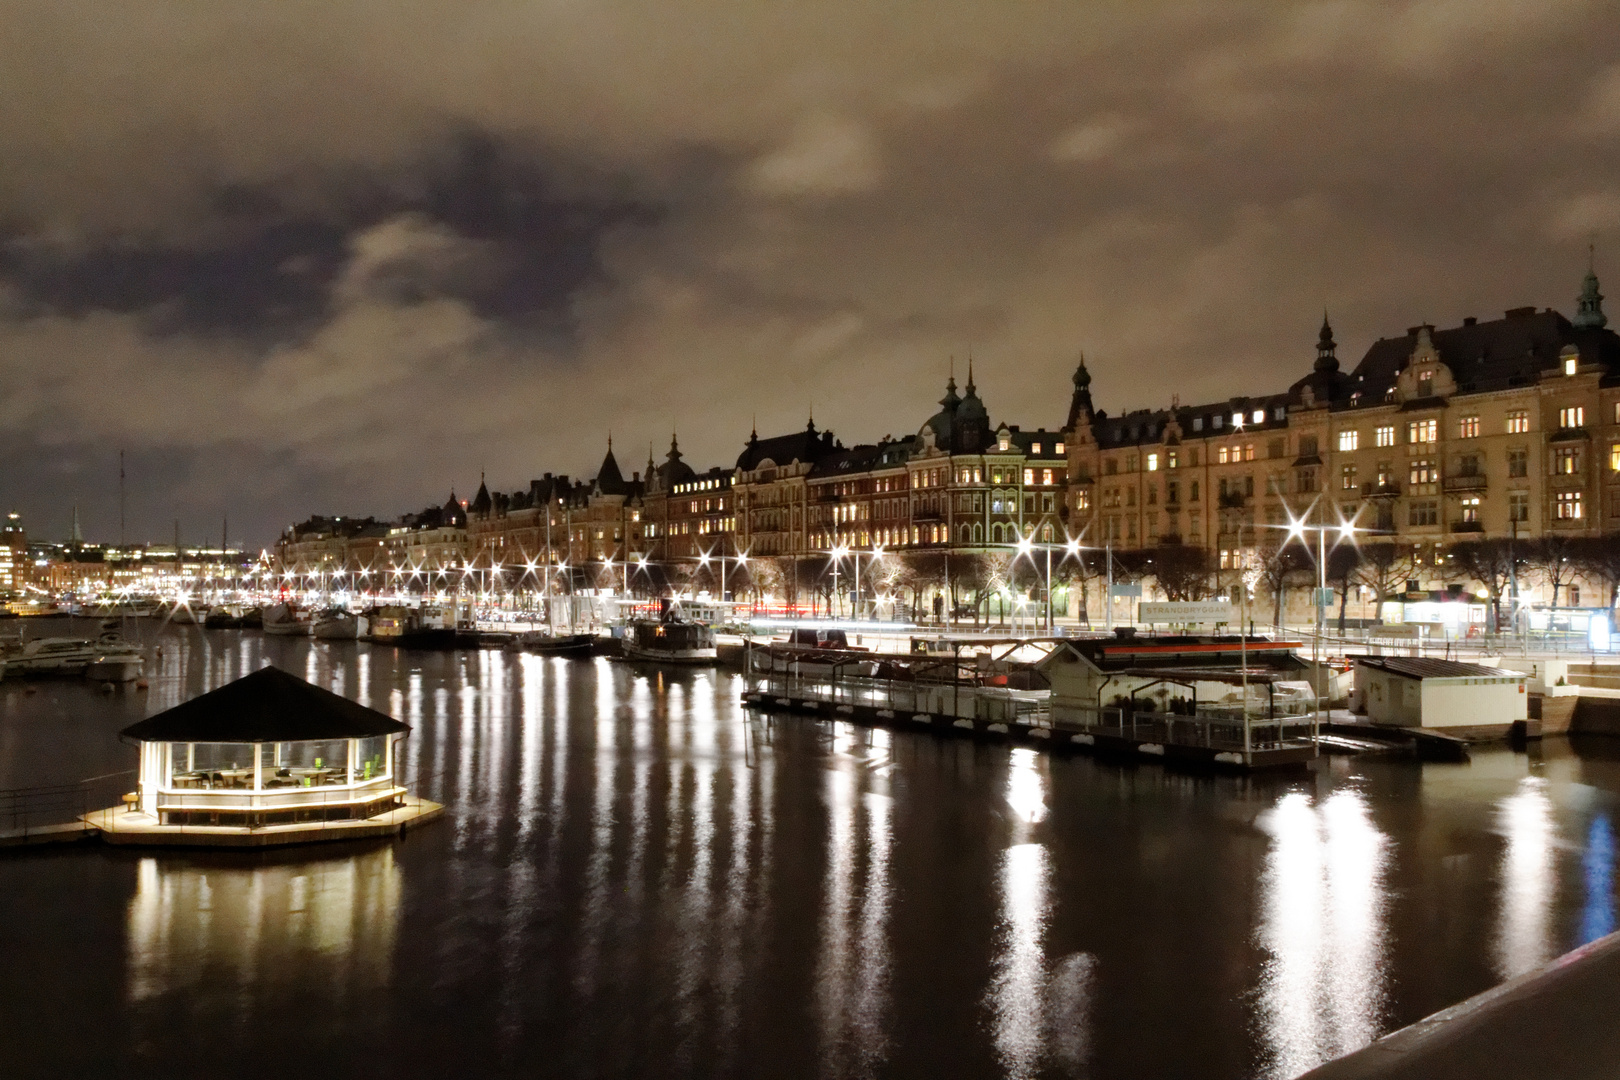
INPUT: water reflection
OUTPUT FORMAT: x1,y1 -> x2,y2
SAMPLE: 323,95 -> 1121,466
989,749 -> 1058,1080
1581,813 -> 1615,945
1255,789 -> 1391,1079
127,846 -> 400,1009
816,723 -> 894,1077
1493,777 -> 1555,980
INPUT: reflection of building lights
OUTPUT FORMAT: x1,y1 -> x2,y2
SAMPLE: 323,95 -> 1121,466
991,841 -> 1051,1079
1255,789 -> 1391,1079
1494,777 -> 1555,980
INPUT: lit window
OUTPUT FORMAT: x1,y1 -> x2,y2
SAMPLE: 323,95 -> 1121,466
1042,469 -> 1054,485
1564,356 -> 1578,376
1243,444 -> 1256,462
1218,446 -> 1230,464
1031,442 -> 1041,455
1407,419 -> 1438,443
1460,496 -> 1480,523
1556,491 -> 1583,520
1375,425 -> 1395,447
1409,459 -> 1438,492
1555,447 -> 1581,475
1252,409 -> 1265,424
1559,406 -> 1585,429
1023,468 -> 1035,485
1611,443 -> 1620,473
1232,412 -> 1244,427
1146,453 -> 1159,472
1055,442 -> 1066,454
1075,490 -> 1091,511
1506,410 -> 1529,434
1458,416 -> 1479,438
1338,430 -> 1359,452
1166,451 -> 1178,469
1341,465 -> 1357,490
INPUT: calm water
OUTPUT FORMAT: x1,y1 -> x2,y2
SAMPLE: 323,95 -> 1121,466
2,618 -> 1618,1079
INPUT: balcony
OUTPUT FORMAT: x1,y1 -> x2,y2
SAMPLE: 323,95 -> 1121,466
1449,520 -> 1485,534
1360,482 -> 1400,498
1442,474 -> 1487,493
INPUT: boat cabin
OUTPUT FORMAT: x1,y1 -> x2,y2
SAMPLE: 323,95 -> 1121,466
120,665 -> 410,828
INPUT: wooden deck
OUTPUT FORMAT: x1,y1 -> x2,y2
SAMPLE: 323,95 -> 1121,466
84,795 -> 445,848
741,690 -> 1318,771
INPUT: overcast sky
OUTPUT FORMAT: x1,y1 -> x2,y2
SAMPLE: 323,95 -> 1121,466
2,1 -> 1618,546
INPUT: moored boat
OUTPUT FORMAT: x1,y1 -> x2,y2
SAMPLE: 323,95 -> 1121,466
1,626 -> 145,680
312,609 -> 368,641
513,631 -> 595,658
618,617 -> 718,665
262,603 -> 313,636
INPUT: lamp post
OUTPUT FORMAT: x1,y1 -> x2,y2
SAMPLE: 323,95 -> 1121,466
1013,532 -> 1086,636
1282,512 -> 1363,756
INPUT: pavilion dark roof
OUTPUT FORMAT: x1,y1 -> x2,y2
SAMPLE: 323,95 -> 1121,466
121,665 -> 410,743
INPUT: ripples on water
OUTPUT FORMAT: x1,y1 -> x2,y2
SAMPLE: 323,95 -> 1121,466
0,624 -> 1618,1079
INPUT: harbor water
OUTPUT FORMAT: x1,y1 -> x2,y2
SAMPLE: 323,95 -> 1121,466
2,618 -> 1618,1079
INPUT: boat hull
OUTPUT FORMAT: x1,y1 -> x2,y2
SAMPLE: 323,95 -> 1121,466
618,644 -> 719,665
86,656 -> 143,682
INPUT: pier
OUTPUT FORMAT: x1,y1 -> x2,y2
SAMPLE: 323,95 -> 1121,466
742,635 -> 1321,770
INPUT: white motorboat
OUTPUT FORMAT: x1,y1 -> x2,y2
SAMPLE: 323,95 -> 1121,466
2,628 -> 145,681
262,602 -> 313,636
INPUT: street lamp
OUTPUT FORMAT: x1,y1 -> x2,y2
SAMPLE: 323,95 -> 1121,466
1278,507 -> 1364,754
1012,529 -> 1087,636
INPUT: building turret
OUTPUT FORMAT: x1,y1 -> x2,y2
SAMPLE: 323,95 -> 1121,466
1315,313 -> 1340,372
1573,260 -> 1608,330
1065,355 -> 1093,431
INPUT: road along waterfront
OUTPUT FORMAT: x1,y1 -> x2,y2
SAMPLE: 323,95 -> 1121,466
1,618 -> 1618,1079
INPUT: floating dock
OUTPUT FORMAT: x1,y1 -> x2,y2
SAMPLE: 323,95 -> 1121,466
83,796 -> 443,848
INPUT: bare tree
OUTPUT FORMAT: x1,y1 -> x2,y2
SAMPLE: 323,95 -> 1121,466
1353,542 -> 1419,620
1527,535 -> 1581,607
1256,541 -> 1312,628
1144,544 -> 1215,601
1447,539 -> 1519,632
1324,543 -> 1362,633
1568,535 -> 1620,612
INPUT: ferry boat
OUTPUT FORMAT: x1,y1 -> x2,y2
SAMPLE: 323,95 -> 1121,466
366,605 -> 409,643
619,617 -> 718,665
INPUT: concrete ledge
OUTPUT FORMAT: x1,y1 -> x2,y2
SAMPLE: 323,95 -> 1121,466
1301,930 -> 1620,1080
0,821 -> 100,849
84,796 -> 444,848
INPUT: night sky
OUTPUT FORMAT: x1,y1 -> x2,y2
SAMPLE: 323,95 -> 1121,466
2,2 -> 1619,547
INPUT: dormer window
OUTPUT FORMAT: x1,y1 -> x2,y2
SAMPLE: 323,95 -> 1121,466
1211,415 -> 1222,430
998,436 -> 1011,451
1232,412 -> 1244,428
1031,442 -> 1041,455
1192,417 -> 1204,432
1564,356 -> 1578,376
1417,370 -> 1433,396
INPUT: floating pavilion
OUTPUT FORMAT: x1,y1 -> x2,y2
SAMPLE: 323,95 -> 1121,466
88,665 -> 442,847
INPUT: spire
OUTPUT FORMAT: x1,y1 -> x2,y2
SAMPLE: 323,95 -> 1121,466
1573,249 -> 1607,329
1314,311 -> 1340,373
939,363 -> 961,411
965,352 -> 976,396
1066,352 -> 1094,431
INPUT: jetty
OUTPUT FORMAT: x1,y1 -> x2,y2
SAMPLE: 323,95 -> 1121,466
742,631 -> 1322,771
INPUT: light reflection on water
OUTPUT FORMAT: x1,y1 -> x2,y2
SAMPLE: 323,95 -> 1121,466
1493,777 -> 1556,980
5,622 -> 1620,1078
1255,788 -> 1392,1079
127,846 -> 401,1008
816,723 -> 894,1077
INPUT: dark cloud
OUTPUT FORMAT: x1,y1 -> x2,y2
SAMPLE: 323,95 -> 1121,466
0,1 -> 1617,545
